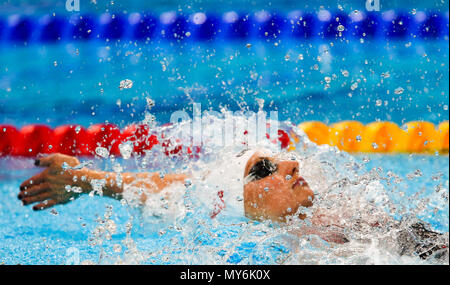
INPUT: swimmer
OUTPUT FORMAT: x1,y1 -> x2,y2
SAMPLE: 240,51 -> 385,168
17,151 -> 313,220
18,151 -> 448,261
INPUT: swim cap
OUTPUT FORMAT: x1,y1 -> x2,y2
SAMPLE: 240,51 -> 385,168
197,147 -> 274,218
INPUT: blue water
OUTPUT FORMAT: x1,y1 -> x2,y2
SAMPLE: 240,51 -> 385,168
0,40 -> 448,127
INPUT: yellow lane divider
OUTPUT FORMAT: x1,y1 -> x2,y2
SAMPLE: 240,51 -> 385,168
298,121 -> 449,154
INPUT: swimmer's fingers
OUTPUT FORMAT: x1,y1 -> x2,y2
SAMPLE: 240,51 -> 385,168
36,153 -> 80,168
19,171 -> 47,190
21,191 -> 54,206
32,199 -> 58,211
34,154 -> 56,167
18,183 -> 50,200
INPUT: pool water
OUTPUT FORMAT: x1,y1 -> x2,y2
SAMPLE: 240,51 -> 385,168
0,151 -> 448,265
1,40 -> 448,127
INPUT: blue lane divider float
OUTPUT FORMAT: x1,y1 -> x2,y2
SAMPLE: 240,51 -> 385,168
0,10 -> 448,44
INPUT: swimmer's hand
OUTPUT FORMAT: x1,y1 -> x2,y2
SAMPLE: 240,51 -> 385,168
18,153 -> 189,211
18,153 -> 85,211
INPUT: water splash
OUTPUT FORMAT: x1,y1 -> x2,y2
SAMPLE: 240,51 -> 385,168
75,113 -> 448,264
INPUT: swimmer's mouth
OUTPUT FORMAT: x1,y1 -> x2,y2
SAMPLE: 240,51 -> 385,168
293,176 -> 308,189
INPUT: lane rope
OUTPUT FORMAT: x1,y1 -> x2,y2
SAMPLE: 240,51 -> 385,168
0,10 -> 448,43
298,120 -> 449,154
1,121 -> 448,157
0,123 -> 290,157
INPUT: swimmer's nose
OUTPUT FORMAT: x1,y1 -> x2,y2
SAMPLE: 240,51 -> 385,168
277,160 -> 299,178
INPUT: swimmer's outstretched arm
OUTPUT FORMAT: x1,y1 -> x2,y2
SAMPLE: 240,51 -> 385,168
18,153 -> 187,211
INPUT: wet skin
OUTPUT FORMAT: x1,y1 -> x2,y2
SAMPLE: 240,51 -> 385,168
18,153 -> 187,210
18,152 -> 314,218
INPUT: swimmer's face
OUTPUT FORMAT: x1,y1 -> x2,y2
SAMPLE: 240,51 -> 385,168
243,152 -> 314,222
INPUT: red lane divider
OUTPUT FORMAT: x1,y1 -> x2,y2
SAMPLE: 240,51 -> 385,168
20,124 -> 54,156
121,124 -> 159,155
277,129 -> 290,149
0,123 -> 156,157
53,125 -> 89,156
1,123 -> 291,158
1,123 -> 293,158
0,125 -> 23,156
86,124 -> 122,156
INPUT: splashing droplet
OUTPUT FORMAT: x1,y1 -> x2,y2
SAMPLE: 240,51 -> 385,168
119,141 -> 133,159
394,87 -> 404,95
95,147 -> 109,158
119,79 -> 133,90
